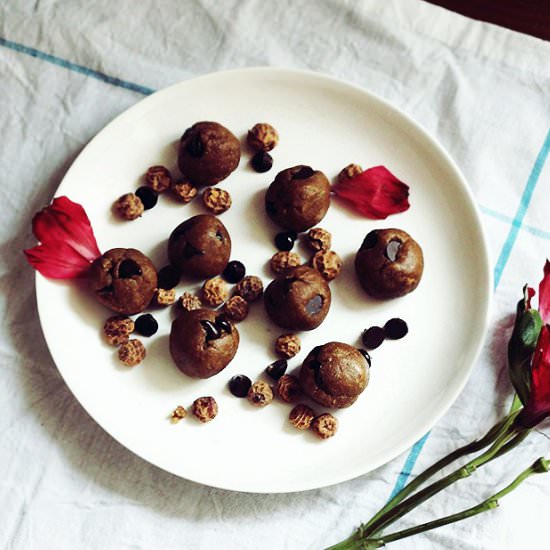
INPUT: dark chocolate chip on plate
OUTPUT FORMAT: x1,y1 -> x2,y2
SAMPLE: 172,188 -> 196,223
274,231 -> 296,252
384,318 -> 408,340
229,374 -> 252,398
157,265 -> 181,290
135,314 -> 158,337
266,359 -> 288,380
222,260 -> 246,284
135,186 -> 158,210
251,151 -> 273,173
362,326 -> 385,350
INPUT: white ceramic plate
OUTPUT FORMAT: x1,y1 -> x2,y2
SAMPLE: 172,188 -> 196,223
36,68 -> 491,493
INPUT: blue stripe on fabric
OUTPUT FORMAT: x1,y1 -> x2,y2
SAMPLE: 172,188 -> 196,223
493,127 -> 550,289
480,205 -> 550,241
389,433 -> 430,498
0,37 -> 154,96
388,127 -> 550,501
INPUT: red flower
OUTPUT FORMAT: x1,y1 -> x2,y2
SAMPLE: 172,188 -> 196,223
332,166 -> 410,219
24,196 -> 101,278
538,260 -> 550,323
518,324 -> 550,427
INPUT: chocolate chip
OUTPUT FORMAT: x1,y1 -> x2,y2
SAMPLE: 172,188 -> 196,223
358,348 -> 372,366
362,326 -> 385,350
215,231 -> 224,242
215,317 -> 232,334
292,166 -> 315,180
274,232 -> 295,251
222,260 -> 246,283
135,186 -> 158,210
362,230 -> 378,250
229,375 -> 252,398
182,242 -> 203,259
157,265 -> 181,290
251,151 -> 273,173
266,359 -> 288,380
384,318 -> 408,340
118,259 -> 142,278
186,132 -> 204,157
200,320 -> 221,341
135,314 -> 158,337
305,295 -> 323,315
385,240 -> 401,262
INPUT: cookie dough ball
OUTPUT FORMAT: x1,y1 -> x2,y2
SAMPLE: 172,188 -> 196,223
89,248 -> 157,315
264,265 -> 331,331
168,214 -> 231,278
170,308 -> 239,379
178,121 -> 240,187
300,342 -> 369,409
355,228 -> 424,299
265,165 -> 331,232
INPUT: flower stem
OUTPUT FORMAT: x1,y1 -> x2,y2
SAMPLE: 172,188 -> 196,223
358,413 -> 514,538
364,457 -> 549,547
362,419 -> 525,537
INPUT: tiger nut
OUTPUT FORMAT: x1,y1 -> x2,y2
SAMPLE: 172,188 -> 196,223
202,187 -> 232,215
311,250 -> 343,281
270,251 -> 301,274
247,380 -> 273,407
234,275 -> 263,302
172,180 -> 198,203
336,163 -> 363,184
170,405 -> 187,423
180,291 -> 202,312
223,295 -> 249,322
192,396 -> 218,423
276,374 -> 302,403
307,227 -> 332,252
311,413 -> 338,439
145,165 -> 172,193
114,193 -> 144,220
155,288 -> 176,306
247,123 -> 279,152
118,339 -> 146,366
201,276 -> 228,307
103,315 -> 134,346
275,333 -> 301,359
289,404 -> 316,430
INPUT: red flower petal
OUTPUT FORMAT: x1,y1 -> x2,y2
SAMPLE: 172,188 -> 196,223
332,166 -> 410,219
525,286 -> 535,310
538,260 -> 550,323
24,196 -> 101,279
518,324 -> 550,427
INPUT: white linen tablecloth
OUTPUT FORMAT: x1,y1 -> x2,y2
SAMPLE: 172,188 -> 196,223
2,1 -> 550,548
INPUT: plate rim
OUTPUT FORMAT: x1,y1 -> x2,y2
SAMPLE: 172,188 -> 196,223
35,66 -> 493,493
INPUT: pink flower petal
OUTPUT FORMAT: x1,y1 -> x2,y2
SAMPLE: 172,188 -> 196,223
518,324 -> 550,427
538,260 -> 550,323
24,196 -> 101,279
24,241 -> 92,278
332,166 -> 410,219
32,196 -> 100,261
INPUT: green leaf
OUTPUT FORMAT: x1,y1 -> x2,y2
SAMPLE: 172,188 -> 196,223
507,301 -> 542,405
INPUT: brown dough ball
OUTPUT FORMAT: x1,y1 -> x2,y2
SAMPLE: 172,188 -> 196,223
265,165 -> 331,232
89,248 -> 157,315
354,228 -> 424,299
170,308 -> 239,379
178,121 -> 240,187
264,265 -> 331,331
300,342 -> 369,409
168,214 -> 231,278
